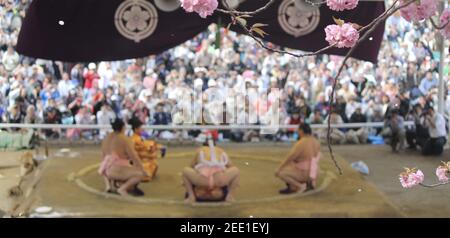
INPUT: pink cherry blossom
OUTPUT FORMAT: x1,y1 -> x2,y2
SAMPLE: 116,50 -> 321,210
440,9 -> 450,40
326,0 -> 359,11
180,0 -> 218,18
399,0 -> 437,22
325,23 -> 359,48
399,169 -> 424,188
180,0 -> 195,12
436,166 -> 449,183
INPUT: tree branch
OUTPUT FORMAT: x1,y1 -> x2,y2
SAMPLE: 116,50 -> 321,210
325,0 -> 417,175
216,0 -> 276,15
419,181 -> 450,188
220,0 -> 421,175
430,17 -> 450,30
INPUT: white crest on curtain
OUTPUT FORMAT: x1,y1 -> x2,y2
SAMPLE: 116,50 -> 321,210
114,0 -> 159,43
278,0 -> 320,38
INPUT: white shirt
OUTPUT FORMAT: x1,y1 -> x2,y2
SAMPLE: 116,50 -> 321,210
428,113 -> 447,138
96,110 -> 116,125
58,80 -> 73,98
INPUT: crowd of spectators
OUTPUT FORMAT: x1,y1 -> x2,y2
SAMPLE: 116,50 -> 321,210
0,1 -> 449,154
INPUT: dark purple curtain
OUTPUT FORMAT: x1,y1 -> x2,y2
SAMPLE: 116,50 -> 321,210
16,0 -> 385,63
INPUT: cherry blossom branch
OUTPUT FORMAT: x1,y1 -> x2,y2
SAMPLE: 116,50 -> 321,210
221,0 -> 399,62
400,163 -> 450,188
217,0 -> 423,175
229,18 -> 339,58
326,0 -> 416,175
430,17 -> 450,30
220,0 -> 340,57
358,0 -> 400,33
216,0 -> 275,15
419,181 -> 450,188
220,0 -> 401,64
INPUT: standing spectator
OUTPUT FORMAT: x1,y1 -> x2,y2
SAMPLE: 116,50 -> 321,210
83,63 -> 99,100
422,107 -> 447,156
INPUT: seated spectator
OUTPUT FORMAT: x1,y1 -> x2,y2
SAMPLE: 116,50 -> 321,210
97,103 -> 116,139
43,101 -> 62,138
2,103 -> 24,131
153,103 -> 171,125
284,108 -> 302,138
322,109 -> 346,145
297,97 -> 311,120
74,106 -> 95,140
308,109 -> 324,124
347,107 -> 368,144
419,71 -> 438,96
24,105 -> 41,124
397,91 -> 410,118
383,109 -> 405,153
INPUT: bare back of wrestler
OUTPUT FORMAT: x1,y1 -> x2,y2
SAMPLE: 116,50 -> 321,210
276,123 -> 321,194
181,137 -> 240,203
98,119 -> 146,196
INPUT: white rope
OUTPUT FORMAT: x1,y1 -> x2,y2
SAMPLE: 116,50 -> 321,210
0,122 -> 414,130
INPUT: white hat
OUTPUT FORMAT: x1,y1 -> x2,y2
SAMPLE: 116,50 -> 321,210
88,63 -> 96,70
207,79 -> 216,87
194,67 -> 207,73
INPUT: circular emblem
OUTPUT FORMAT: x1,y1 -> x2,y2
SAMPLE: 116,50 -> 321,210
278,0 -> 320,38
114,0 -> 158,43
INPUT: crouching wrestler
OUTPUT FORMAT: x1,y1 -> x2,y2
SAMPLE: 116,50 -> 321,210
129,117 -> 166,181
181,134 -> 240,203
276,123 -> 321,194
98,118 -> 147,196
